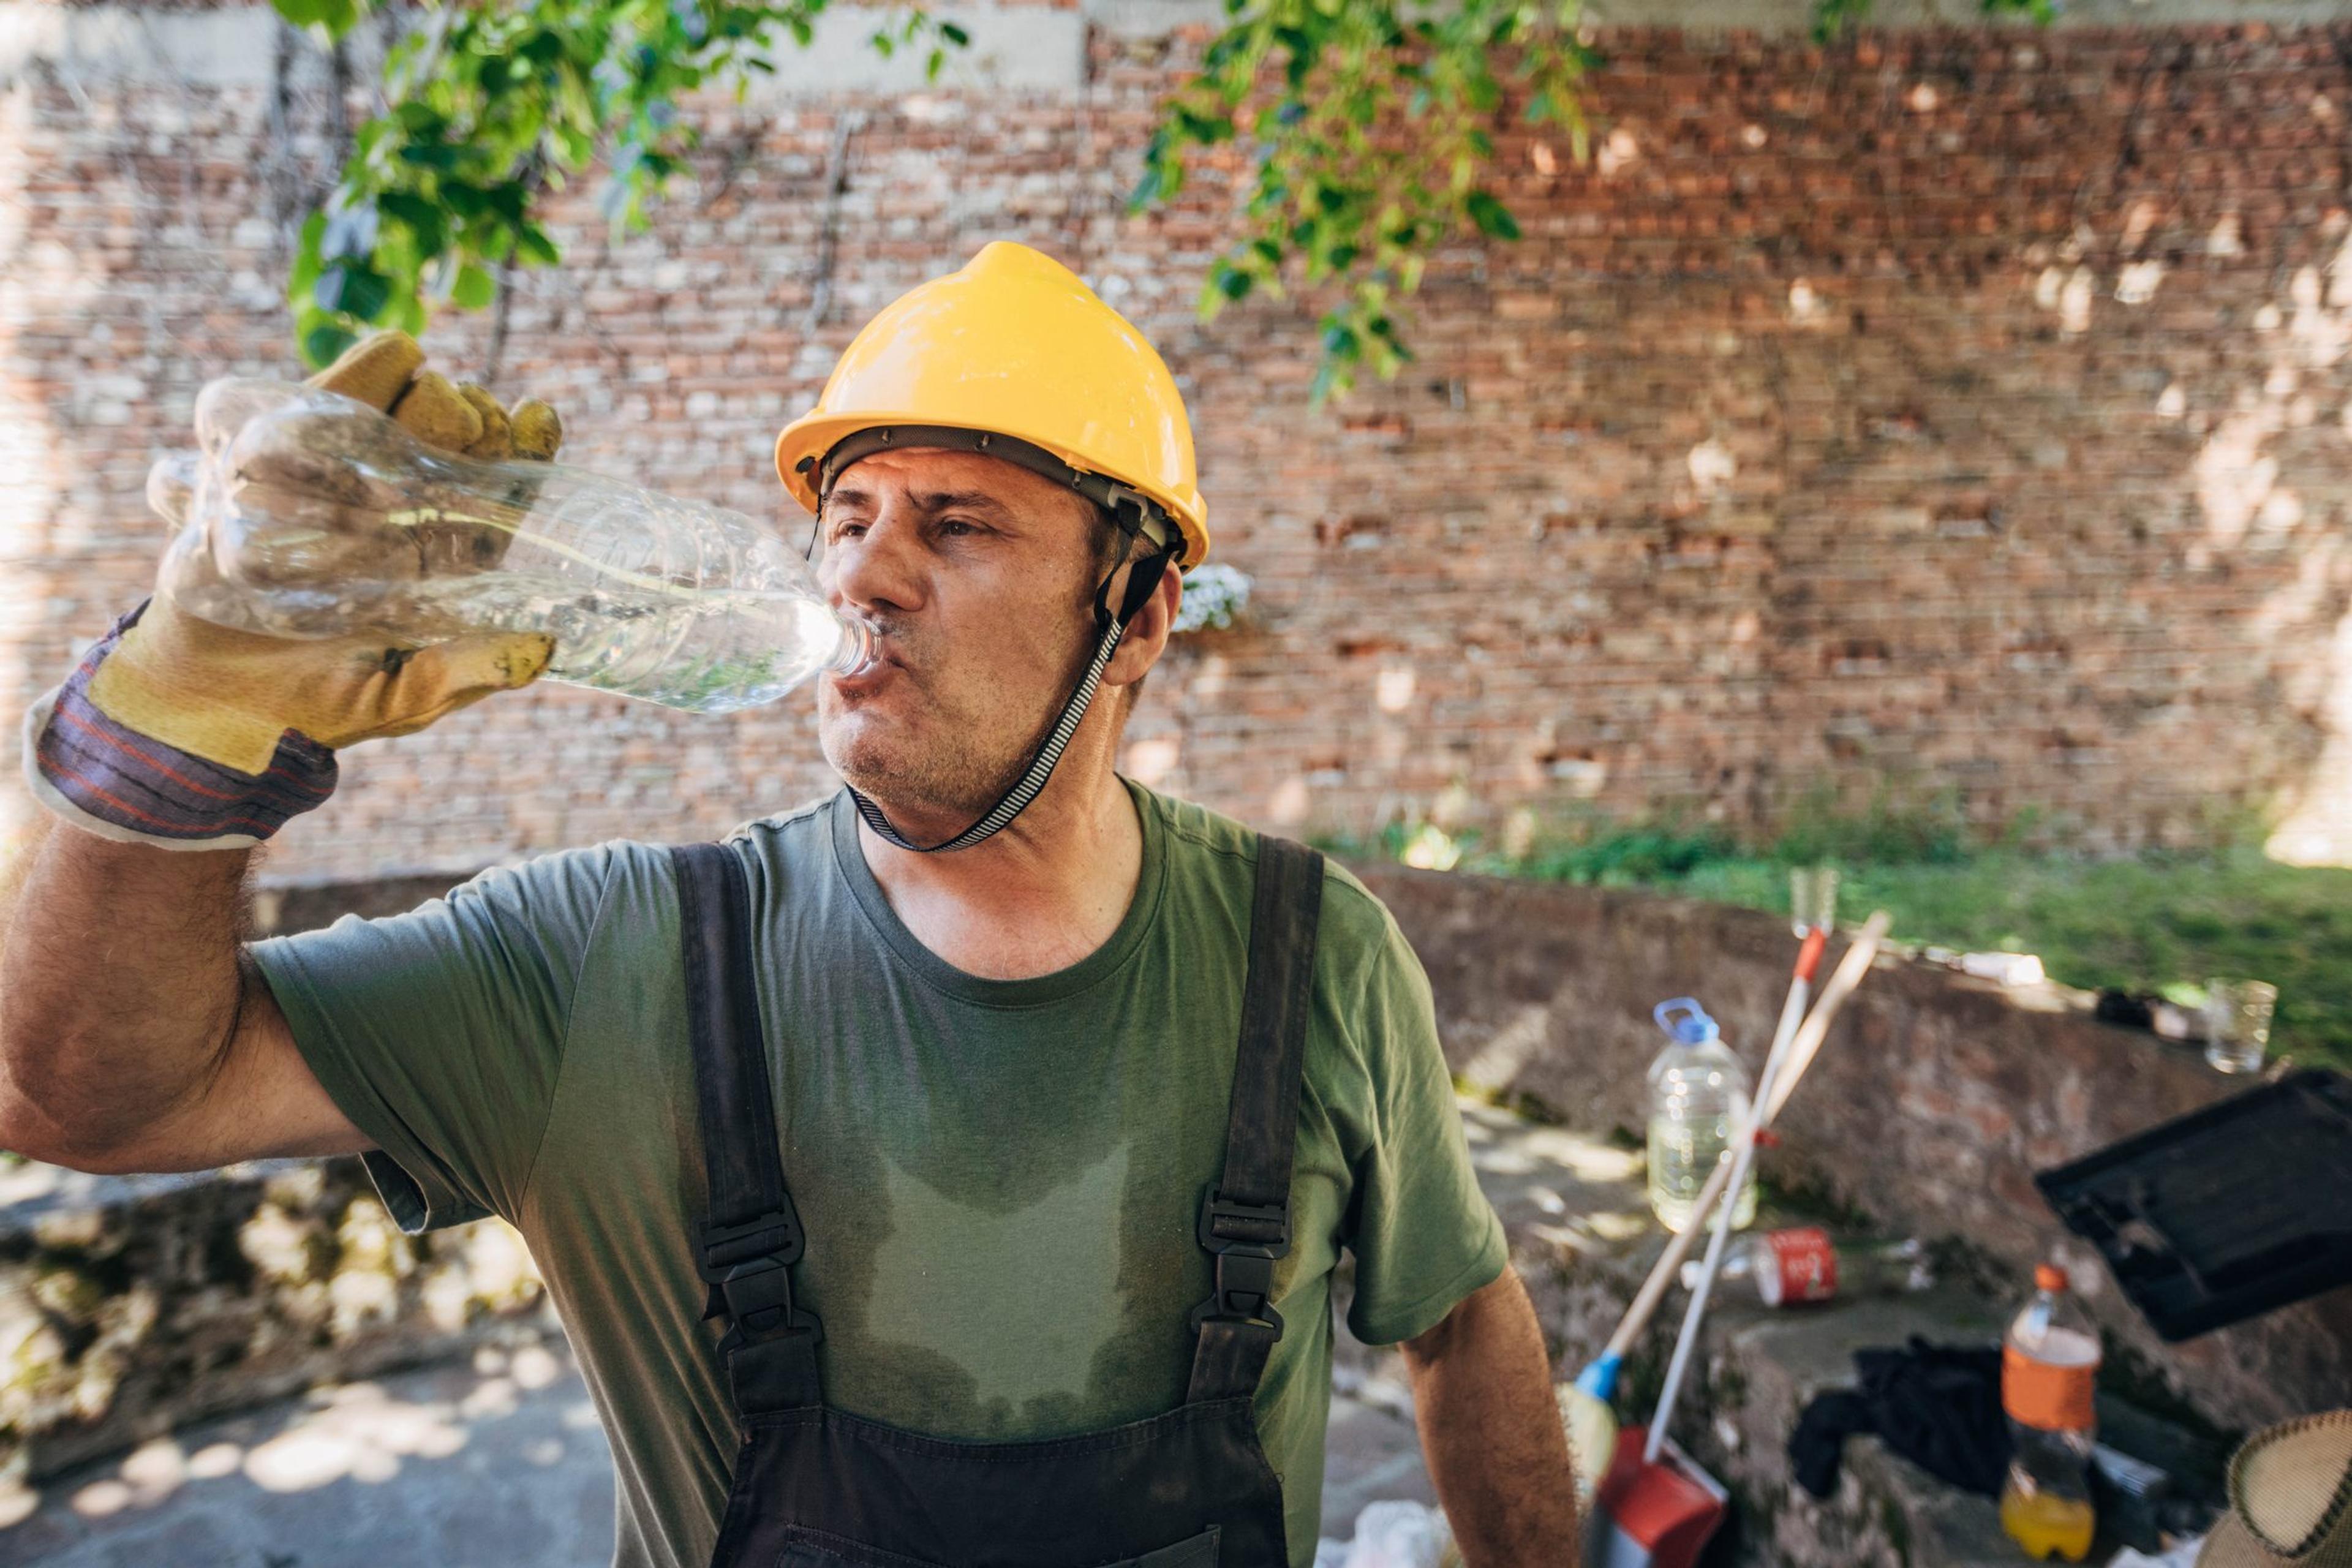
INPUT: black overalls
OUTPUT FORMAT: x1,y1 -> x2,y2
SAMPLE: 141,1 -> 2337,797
666,835 -> 1327,1568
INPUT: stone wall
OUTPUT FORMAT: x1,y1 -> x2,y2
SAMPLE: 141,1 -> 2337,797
6,2 -> 2352,870
1357,860 -> 2352,1430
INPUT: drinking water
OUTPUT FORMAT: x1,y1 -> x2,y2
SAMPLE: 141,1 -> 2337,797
149,378 -> 873,712
1646,998 -> 1760,1235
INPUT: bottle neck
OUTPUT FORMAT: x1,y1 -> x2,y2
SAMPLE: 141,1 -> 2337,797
826,612 -> 878,674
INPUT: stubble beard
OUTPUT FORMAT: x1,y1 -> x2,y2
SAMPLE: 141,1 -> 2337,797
820,617 -> 1097,821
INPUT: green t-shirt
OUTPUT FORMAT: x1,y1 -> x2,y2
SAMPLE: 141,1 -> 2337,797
250,782 -> 1504,1568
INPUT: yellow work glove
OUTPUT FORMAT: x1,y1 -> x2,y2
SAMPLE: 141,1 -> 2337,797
24,331 -> 565,850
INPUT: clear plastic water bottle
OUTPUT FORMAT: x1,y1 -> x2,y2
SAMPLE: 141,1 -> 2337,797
1645,998 -> 1758,1235
1999,1263 -> 2100,1562
1678,1227 -> 1933,1305
147,378 -> 874,712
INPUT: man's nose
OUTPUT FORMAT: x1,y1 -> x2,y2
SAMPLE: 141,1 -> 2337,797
823,513 -> 927,618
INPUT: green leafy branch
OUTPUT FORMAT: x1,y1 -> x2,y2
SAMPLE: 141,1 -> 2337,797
1131,0 -> 1595,402
276,0 -> 967,369
273,0 -> 2055,402
1809,0 -> 2056,45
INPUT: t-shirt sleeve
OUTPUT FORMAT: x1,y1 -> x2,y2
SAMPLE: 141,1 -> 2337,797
1335,888 -> 1509,1346
246,843 -> 624,1234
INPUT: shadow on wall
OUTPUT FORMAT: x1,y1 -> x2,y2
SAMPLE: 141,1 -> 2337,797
2221,239 -> 2352,865
1120,80 -> 2352,867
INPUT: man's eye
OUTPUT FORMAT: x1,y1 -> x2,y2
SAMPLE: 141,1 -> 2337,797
939,518 -> 984,538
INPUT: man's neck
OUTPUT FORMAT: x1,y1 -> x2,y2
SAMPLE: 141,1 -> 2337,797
854,741 -> 1145,982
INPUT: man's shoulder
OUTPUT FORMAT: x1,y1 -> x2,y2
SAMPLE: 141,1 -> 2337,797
723,791 -> 837,849
1139,785 -> 1400,971
421,794 -> 837,941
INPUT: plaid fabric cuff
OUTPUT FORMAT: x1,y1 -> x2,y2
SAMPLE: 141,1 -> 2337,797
22,603 -> 337,850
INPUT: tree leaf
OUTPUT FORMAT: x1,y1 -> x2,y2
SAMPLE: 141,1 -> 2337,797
303,321 -> 358,370
288,211 -> 328,298
451,262 -> 499,309
515,224 -> 562,266
1465,189 -> 1521,240
317,262 -> 391,322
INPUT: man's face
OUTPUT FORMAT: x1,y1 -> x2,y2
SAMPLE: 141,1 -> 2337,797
813,447 -> 1107,819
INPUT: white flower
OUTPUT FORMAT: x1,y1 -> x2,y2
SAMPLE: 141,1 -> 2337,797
1173,563 -> 1253,634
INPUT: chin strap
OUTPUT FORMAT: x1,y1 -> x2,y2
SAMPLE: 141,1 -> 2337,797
850,530 -> 1175,854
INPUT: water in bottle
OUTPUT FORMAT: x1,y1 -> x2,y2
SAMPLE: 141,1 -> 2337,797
1999,1263 -> 2100,1562
1645,998 -> 1758,1235
149,378 -> 875,712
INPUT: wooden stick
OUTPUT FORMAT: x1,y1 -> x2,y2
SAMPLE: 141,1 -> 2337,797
1598,911 -> 1891,1362
1765,910 -> 1890,1123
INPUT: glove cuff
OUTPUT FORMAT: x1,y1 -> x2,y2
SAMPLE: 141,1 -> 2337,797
23,606 -> 339,851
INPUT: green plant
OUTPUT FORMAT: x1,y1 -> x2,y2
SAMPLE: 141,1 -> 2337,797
1810,0 -> 2054,43
274,0 -> 2054,395
1416,811 -> 2352,1074
1766,788 -> 1970,869
277,0 -> 967,369
1132,0 -> 1596,401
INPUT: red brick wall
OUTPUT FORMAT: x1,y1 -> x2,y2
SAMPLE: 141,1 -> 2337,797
7,12 -> 2352,877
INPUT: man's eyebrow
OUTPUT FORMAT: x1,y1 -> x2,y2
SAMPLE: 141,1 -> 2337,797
907,489 -> 1019,519
822,485 -> 1019,519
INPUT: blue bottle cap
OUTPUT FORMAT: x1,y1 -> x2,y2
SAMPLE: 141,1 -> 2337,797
1652,997 -> 1719,1045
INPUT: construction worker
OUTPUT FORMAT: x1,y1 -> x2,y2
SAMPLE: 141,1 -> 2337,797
1,243 -> 1578,1565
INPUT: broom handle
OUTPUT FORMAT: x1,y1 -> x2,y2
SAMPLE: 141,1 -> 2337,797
1642,912 -> 1891,1460
1600,968 -> 1807,1363
1599,913 -> 1888,1362
1645,973 -> 1806,1465
1762,913 -> 1888,1121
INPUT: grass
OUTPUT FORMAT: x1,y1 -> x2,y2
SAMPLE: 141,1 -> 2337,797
1335,815 -> 2352,1074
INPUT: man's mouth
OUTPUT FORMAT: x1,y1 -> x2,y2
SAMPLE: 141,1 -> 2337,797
829,636 -> 907,694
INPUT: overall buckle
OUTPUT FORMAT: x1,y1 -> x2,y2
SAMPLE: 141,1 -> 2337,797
1191,1192 -> 1289,1341
698,1208 -> 820,1348
698,1206 -> 804,1276
710,1256 -> 821,1345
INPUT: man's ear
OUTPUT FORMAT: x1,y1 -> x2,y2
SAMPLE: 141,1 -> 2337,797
1103,559 -> 1182,692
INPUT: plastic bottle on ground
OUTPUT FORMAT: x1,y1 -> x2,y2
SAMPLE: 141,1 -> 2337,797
151,378 -> 874,713
1645,998 -> 1758,1235
1999,1262 -> 2101,1562
1678,1227 -> 1933,1305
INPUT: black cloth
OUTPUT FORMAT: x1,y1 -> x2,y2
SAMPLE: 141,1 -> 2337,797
1790,1337 -> 2011,1499
670,835 -> 1325,1568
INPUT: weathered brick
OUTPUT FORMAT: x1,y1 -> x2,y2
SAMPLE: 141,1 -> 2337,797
4,14 -> 2352,876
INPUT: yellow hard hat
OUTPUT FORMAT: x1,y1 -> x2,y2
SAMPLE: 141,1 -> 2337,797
775,242 -> 1209,567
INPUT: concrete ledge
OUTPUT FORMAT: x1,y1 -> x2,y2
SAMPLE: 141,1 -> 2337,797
1357,863 -> 2352,1431
1090,0 -> 2352,31
7,0 -> 2345,99
0,2 -> 1083,95
0,6 -> 282,90
1570,0 -> 2352,33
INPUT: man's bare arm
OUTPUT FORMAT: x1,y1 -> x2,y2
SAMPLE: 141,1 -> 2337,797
1401,1266 -> 1580,1565
0,818 -> 366,1172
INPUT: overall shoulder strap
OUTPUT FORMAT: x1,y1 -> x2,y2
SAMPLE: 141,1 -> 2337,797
1187,834 -> 1325,1404
668,843 -> 821,1410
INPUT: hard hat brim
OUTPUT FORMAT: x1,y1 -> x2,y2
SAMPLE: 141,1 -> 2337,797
775,412 -> 1210,570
